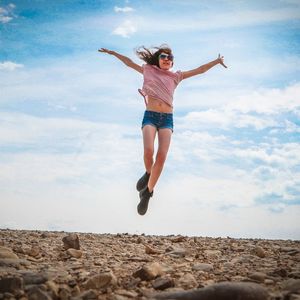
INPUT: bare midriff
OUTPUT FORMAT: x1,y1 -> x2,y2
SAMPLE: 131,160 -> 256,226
146,97 -> 173,113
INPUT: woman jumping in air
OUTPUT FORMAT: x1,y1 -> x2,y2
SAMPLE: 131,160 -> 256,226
99,45 -> 227,216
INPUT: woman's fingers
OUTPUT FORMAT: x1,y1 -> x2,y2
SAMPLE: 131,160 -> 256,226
98,48 -> 110,53
221,61 -> 228,68
218,54 -> 227,68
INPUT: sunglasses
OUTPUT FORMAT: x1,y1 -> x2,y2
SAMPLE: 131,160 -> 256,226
159,53 -> 174,61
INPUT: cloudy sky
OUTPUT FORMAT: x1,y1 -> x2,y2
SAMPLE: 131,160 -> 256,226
1,0 -> 300,239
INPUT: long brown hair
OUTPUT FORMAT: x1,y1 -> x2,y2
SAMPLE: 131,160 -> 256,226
135,44 -> 173,68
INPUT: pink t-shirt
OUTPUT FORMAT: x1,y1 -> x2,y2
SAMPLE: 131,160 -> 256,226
139,64 -> 183,107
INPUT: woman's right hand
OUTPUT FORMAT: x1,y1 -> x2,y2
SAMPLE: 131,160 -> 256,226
218,54 -> 227,68
98,48 -> 114,55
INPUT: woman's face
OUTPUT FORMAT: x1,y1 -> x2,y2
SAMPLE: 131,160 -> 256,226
158,52 -> 174,70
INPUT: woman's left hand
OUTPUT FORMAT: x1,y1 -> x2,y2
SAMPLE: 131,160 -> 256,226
218,54 -> 227,68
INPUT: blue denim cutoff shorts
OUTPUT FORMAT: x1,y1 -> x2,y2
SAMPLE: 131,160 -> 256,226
142,110 -> 174,132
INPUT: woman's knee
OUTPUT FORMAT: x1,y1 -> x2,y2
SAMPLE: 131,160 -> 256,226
144,147 -> 154,160
155,150 -> 168,165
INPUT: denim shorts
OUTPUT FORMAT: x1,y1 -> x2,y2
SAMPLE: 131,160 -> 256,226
142,110 -> 174,132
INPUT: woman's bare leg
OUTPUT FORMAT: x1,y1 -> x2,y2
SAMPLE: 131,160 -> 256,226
142,125 -> 157,173
148,128 -> 172,192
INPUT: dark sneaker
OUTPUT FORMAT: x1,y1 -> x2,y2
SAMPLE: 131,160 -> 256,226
136,172 -> 150,191
137,187 -> 153,215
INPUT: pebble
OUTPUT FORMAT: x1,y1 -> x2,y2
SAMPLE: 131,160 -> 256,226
0,277 -> 23,293
85,271 -> 117,289
73,289 -> 98,300
0,229 -> 299,299
171,236 -> 186,243
248,272 -> 266,283
152,282 -> 269,300
27,285 -> 52,300
19,270 -> 49,285
133,262 -> 164,281
282,279 -> 300,293
192,263 -> 214,272
204,249 -> 222,258
254,246 -> 266,258
152,277 -> 175,290
115,289 -> 138,298
62,234 -> 80,250
166,247 -> 187,258
177,273 -> 197,289
0,247 -> 18,259
66,249 -> 83,259
145,244 -> 160,255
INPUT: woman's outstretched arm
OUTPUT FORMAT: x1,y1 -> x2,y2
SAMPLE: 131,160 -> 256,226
181,54 -> 227,80
98,48 -> 143,74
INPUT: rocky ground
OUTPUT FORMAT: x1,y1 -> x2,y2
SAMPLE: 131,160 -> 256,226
0,229 -> 299,300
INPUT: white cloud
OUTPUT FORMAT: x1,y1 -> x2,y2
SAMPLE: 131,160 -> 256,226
0,3 -> 16,23
174,82 -> 300,136
0,54 -> 143,106
163,174 -> 260,208
0,61 -> 24,71
228,83 -> 300,114
0,15 -> 12,23
114,6 -> 135,13
177,108 -> 277,131
135,7 -> 300,34
285,120 -> 300,133
112,19 -> 137,38
0,105 -> 299,239
170,130 -> 228,163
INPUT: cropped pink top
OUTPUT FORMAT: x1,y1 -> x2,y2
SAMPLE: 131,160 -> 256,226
139,64 -> 183,107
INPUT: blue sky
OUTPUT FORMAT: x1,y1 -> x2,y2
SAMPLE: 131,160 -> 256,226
1,0 -> 300,239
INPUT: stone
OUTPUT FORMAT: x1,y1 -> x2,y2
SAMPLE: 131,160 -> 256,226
67,248 -> 83,259
264,279 -> 274,285
167,247 -> 187,258
27,286 -> 52,300
115,289 -> 139,298
152,282 -> 269,300
19,271 -> 49,285
73,289 -> 98,300
177,273 -> 198,289
0,247 -> 18,259
248,272 -> 266,283
192,263 -> 214,272
254,246 -> 266,258
282,279 -> 300,293
133,262 -> 164,281
223,262 -> 234,269
152,277 -> 175,290
204,249 -> 222,258
58,284 -> 72,300
0,229 -> 298,300
0,258 -> 29,268
85,271 -> 117,289
62,234 -> 80,250
171,236 -> 186,243
145,244 -> 160,255
0,277 -> 23,293
270,268 -> 288,277
40,232 -> 49,238
27,246 -> 40,258
280,247 -> 299,255
46,281 -> 59,299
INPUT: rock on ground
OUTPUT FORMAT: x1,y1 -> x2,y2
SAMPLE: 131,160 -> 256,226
0,229 -> 299,299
